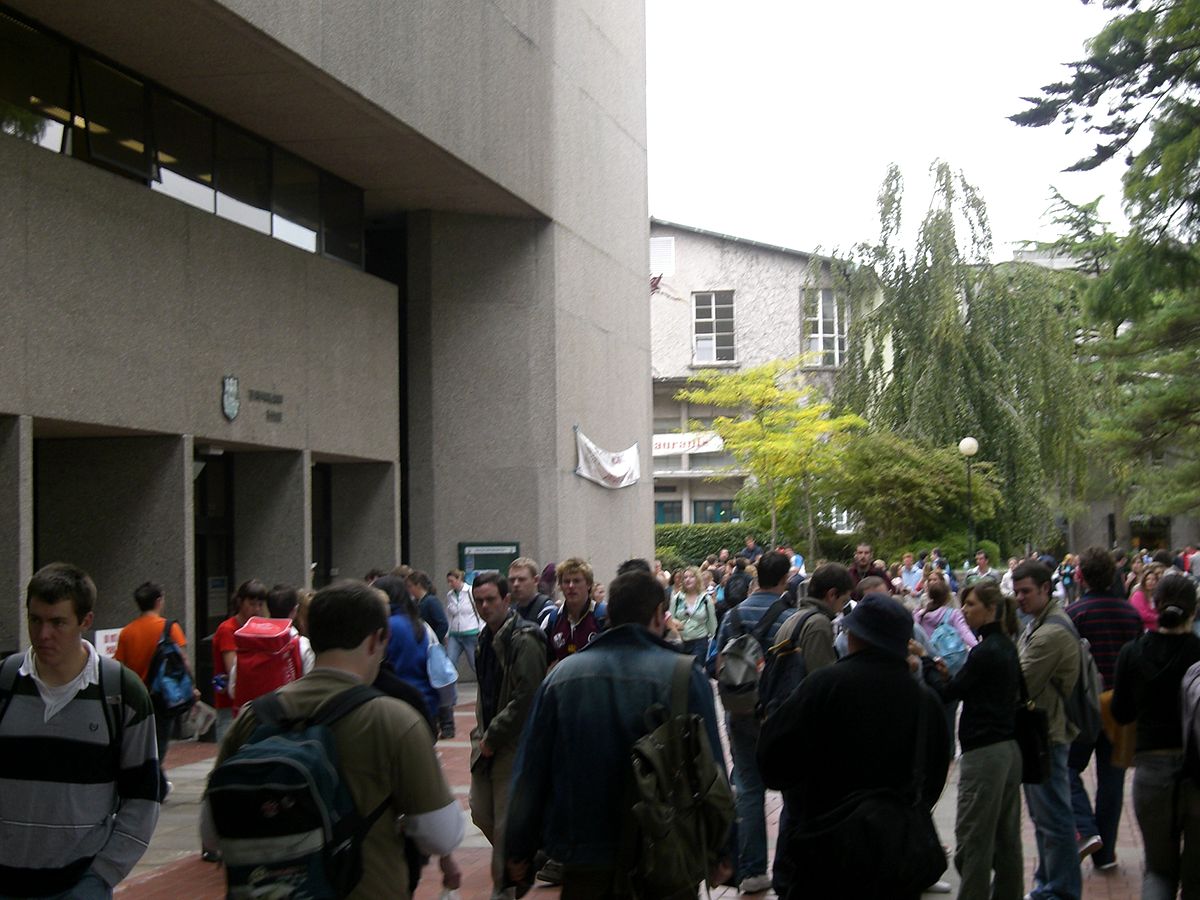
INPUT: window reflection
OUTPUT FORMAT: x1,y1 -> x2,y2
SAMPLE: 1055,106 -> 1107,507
76,56 -> 147,177
215,122 -> 270,234
272,150 -> 318,251
0,11 -> 70,152
150,91 -> 214,212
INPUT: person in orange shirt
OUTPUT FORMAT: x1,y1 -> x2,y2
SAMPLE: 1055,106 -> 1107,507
114,581 -> 193,798
211,579 -> 268,740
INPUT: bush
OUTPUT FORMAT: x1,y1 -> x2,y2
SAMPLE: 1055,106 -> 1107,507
654,545 -> 686,576
977,539 -> 1002,567
654,523 -> 749,564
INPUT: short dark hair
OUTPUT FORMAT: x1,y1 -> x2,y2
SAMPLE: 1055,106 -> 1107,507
1155,573 -> 1197,630
1078,547 -> 1117,595
27,562 -> 97,623
473,571 -> 509,598
235,578 -> 269,608
307,581 -> 389,653
134,581 -> 164,612
1152,549 -> 1174,567
807,563 -> 853,601
857,575 -> 888,594
608,572 -> 666,628
616,558 -> 652,576
405,569 -> 436,596
267,584 -> 299,619
756,551 -> 791,589
1012,560 -> 1052,588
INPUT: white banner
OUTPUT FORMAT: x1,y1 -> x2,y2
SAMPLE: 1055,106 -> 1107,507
575,427 -> 640,489
652,431 -> 725,457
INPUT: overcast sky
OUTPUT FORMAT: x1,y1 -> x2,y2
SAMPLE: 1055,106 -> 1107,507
646,1 -> 1127,261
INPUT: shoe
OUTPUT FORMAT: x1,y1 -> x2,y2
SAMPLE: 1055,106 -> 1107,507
1078,834 -> 1103,860
201,849 -> 221,863
535,858 -> 563,884
926,881 -> 952,893
1097,860 -> 1119,871
739,873 -> 772,893
163,780 -> 173,801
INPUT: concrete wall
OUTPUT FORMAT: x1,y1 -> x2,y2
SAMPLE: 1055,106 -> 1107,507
0,137 -> 399,462
35,436 -> 193,637
233,451 -> 311,590
331,461 -> 400,578
0,416 -> 33,653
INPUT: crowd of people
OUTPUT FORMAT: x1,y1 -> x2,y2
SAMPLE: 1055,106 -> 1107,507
4,537 -> 1200,898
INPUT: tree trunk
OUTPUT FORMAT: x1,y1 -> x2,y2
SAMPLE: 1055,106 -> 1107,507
803,479 -> 820,559
769,482 -> 779,548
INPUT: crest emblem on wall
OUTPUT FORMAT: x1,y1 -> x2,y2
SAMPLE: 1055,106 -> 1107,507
222,375 -> 240,422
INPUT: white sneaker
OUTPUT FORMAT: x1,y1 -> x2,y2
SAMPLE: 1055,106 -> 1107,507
739,873 -> 772,893
926,880 -> 952,893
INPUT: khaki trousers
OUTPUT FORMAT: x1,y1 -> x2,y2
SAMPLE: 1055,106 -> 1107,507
469,748 -> 516,891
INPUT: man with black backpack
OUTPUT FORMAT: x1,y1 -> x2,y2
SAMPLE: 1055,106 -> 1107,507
114,581 -> 197,799
705,550 -> 794,894
203,580 -> 463,899
505,568 -> 733,897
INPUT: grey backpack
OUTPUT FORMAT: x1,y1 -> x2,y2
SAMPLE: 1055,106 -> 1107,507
717,598 -> 790,715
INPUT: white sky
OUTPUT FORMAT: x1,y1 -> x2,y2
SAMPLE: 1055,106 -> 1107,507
646,1 -> 1128,261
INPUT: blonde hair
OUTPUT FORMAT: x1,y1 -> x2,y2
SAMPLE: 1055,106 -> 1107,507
556,556 -> 595,587
509,557 -> 539,579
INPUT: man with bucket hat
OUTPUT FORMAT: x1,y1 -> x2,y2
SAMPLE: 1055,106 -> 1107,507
758,593 -> 951,899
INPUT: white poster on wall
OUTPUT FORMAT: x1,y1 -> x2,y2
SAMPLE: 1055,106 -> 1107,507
574,426 -> 640,489
94,628 -> 122,658
652,431 -> 725,457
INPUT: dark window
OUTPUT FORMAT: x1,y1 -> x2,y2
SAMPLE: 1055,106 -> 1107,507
150,90 -> 214,212
321,171 -> 364,265
76,55 -> 148,178
272,150 -> 319,251
693,499 -> 734,523
0,11 -> 71,151
655,501 -> 682,525
215,121 -> 270,233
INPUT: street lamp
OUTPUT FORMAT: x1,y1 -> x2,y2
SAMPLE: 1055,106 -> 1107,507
959,436 -> 979,562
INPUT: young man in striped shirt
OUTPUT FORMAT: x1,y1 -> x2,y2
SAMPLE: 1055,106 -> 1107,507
0,563 -> 160,899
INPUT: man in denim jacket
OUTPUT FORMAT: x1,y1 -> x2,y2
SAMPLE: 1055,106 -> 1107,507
505,567 -> 732,895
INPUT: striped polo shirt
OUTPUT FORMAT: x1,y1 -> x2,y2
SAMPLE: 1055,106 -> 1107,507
1067,593 -> 1145,689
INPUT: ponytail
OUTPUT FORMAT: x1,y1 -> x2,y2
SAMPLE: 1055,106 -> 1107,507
1154,573 -> 1197,630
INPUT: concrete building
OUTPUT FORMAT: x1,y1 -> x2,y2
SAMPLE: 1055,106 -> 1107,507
0,2 -> 652,683
649,218 -> 849,526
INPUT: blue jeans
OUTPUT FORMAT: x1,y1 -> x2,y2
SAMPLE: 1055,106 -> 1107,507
1024,742 -> 1082,899
0,870 -> 112,899
446,631 -> 479,675
1068,729 -> 1126,867
1132,751 -> 1200,900
727,712 -> 767,880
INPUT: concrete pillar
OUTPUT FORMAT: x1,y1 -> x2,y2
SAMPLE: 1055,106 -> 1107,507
35,435 -> 194,644
331,461 -> 399,579
234,450 -> 311,589
0,415 -> 33,654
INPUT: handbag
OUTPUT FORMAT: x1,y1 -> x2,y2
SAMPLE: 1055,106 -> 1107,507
425,625 -> 459,689
787,686 -> 946,896
1014,666 -> 1051,784
1100,689 -> 1136,768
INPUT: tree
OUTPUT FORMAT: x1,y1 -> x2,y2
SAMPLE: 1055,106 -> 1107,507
1014,1 -> 1200,519
833,163 -> 1094,551
675,359 -> 863,550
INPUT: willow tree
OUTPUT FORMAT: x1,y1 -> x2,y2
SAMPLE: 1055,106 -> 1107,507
676,358 -> 862,551
833,163 -> 1093,551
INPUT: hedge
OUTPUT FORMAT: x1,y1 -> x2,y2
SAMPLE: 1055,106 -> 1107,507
654,523 -> 753,564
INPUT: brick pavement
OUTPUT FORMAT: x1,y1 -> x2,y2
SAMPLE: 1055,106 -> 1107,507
116,684 -> 1147,899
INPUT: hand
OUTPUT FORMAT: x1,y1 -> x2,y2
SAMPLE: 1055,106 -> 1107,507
480,740 -> 495,758
934,658 -> 949,679
507,858 -> 531,883
440,854 -> 462,890
907,639 -> 926,658
709,859 -> 734,887
907,654 -> 921,674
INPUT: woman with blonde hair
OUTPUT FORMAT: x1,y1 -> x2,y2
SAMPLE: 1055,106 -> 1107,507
671,564 -> 718,665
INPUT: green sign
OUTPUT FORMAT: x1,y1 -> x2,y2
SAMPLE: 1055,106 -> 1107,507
458,542 -> 520,579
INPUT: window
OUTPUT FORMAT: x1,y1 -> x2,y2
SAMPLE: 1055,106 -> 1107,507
649,235 -> 675,276
655,501 -> 682,524
805,287 -> 848,367
693,290 -> 735,364
0,11 -> 71,152
693,499 -> 734,523
150,91 -> 215,211
215,121 -> 270,234
654,454 -> 684,473
653,416 -> 680,433
272,150 -> 320,251
321,171 -> 364,265
75,56 -> 148,178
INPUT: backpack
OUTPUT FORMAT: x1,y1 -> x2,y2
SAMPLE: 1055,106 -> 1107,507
724,572 -> 752,608
757,608 -> 819,720
146,620 -> 195,719
927,609 -> 969,676
1046,616 -> 1103,744
618,654 -> 734,897
206,685 -> 390,899
1182,661 -> 1200,777
233,617 -> 303,707
716,598 -> 791,716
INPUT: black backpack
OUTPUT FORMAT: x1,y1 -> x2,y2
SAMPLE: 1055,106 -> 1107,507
206,685 -> 390,899
145,620 -> 195,719
756,608 -> 820,720
724,572 -> 752,608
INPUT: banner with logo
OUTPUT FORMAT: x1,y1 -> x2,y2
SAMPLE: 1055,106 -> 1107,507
574,426 -> 640,489
652,431 -> 725,457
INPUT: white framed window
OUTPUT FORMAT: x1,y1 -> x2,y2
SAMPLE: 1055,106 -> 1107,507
649,236 -> 676,276
805,287 -> 848,367
693,290 -> 735,364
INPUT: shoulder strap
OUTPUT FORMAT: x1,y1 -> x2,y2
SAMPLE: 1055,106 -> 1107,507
160,619 -> 175,645
0,654 -> 22,727
312,684 -> 384,728
669,654 -> 692,719
780,608 -> 820,650
753,597 -> 791,645
99,656 -> 125,750
727,606 -> 744,637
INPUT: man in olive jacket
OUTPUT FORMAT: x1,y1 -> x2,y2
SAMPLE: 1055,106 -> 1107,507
470,571 -> 548,899
1014,560 -> 1082,900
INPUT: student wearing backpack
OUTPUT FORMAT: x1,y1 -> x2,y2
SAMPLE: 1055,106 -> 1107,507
1113,573 -> 1200,899
914,577 -> 978,755
670,565 -> 717,667
1014,560 -> 1083,900
211,579 -> 268,740
114,581 -> 198,799
0,564 -> 160,898
505,568 -> 733,897
204,580 -> 463,899
705,550 -> 794,894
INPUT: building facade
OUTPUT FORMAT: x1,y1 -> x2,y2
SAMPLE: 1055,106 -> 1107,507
649,219 -> 846,526
0,1 -> 652,680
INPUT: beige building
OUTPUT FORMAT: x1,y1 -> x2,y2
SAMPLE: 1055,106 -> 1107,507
0,2 -> 652,684
649,219 -> 848,527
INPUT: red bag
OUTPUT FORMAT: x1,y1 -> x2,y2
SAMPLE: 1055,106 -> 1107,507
233,617 -> 302,709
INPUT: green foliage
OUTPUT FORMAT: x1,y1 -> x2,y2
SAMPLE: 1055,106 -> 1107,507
654,545 -> 687,576
654,523 -> 750,564
832,163 -> 1093,550
977,539 -> 1003,567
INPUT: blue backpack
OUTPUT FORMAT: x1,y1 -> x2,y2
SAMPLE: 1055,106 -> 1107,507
207,685 -> 390,899
928,609 -> 969,675
146,620 -> 195,719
